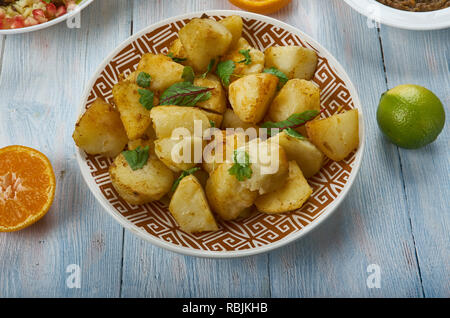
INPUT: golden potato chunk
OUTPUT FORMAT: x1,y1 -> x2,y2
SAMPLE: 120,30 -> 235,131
169,175 -> 218,233
202,131 -> 249,174
218,15 -> 243,48
201,110 -> 223,128
221,38 -> 265,81
109,154 -> 174,205
179,18 -> 232,72
306,109 -> 359,161
112,81 -> 153,140
255,161 -> 313,214
154,136 -> 204,172
268,79 -> 321,122
240,138 -> 289,195
73,98 -> 128,157
205,163 -> 258,221
271,131 -> 324,178
228,73 -> 279,124
221,108 -> 260,133
136,53 -> 184,94
265,46 -> 318,80
150,106 -> 211,139
193,75 -> 227,114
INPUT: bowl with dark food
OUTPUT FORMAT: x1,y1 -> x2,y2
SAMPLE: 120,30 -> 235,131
344,0 -> 450,30
0,0 -> 93,34
73,10 -> 365,258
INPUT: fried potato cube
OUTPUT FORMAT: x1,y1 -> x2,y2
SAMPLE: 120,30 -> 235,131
136,53 -> 184,94
179,18 -> 232,72
228,73 -> 279,124
271,131 -> 325,178
218,15 -> 243,48
109,154 -> 174,205
193,74 -> 227,114
150,106 -> 211,139
265,46 -> 318,80
154,136 -> 204,172
221,108 -> 260,133
112,81 -> 153,140
240,138 -> 289,195
255,161 -> 313,214
73,98 -> 128,157
169,175 -> 219,233
268,79 -> 321,122
306,109 -> 359,161
205,163 -> 258,221
202,131 -> 249,174
201,110 -> 223,128
221,38 -> 265,82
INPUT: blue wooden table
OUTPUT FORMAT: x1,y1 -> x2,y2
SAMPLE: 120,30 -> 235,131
0,0 -> 448,298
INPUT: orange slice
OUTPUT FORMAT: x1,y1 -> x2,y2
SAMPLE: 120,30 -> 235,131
0,145 -> 56,232
229,0 -> 292,14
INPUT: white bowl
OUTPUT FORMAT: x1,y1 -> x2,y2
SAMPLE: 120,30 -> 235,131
344,0 -> 450,30
0,0 -> 94,35
76,10 -> 365,258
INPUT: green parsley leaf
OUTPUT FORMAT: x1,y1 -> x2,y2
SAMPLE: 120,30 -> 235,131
228,149 -> 252,181
237,49 -> 252,65
136,72 -> 151,88
284,128 -> 305,140
182,66 -> 195,83
209,120 -> 215,128
138,89 -> 154,110
263,67 -> 289,90
122,146 -> 150,171
201,59 -> 216,79
159,82 -> 213,106
167,52 -> 187,63
261,110 -> 319,136
171,167 -> 201,192
216,60 -> 236,86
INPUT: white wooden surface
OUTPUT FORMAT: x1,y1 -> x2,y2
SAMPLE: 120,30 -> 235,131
0,0 -> 448,297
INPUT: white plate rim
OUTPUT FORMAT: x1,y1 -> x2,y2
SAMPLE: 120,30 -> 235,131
0,0 -> 94,35
76,9 -> 366,258
344,0 -> 450,30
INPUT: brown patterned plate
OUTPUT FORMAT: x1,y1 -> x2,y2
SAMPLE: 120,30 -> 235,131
76,10 -> 365,258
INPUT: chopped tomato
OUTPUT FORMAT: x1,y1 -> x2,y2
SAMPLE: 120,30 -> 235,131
56,6 -> 67,17
33,9 -> 48,24
46,3 -> 57,18
11,16 -> 25,29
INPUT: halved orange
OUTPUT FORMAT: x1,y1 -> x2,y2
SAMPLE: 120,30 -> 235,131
229,0 -> 292,14
0,145 -> 56,232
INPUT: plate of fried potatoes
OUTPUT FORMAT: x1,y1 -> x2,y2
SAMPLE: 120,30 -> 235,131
74,10 -> 365,257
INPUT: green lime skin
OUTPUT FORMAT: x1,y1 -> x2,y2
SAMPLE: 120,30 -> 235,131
377,85 -> 446,149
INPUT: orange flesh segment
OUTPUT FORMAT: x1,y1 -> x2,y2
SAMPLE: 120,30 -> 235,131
0,146 -> 55,231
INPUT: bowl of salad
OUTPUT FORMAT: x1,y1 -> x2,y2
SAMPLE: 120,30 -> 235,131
0,0 -> 94,34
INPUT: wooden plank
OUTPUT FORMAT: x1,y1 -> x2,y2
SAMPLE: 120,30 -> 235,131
267,0 -> 424,297
0,0 -> 131,297
119,0 -> 271,298
379,26 -> 450,298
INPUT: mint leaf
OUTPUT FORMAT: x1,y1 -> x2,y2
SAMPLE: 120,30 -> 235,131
261,110 -> 319,137
285,128 -> 305,140
216,60 -> 236,86
160,82 -> 213,106
237,49 -> 252,65
263,67 -> 288,90
138,89 -> 154,110
182,66 -> 195,83
167,52 -> 187,63
136,72 -> 151,88
171,167 -> 201,192
122,146 -> 149,171
201,59 -> 215,79
228,149 -> 252,181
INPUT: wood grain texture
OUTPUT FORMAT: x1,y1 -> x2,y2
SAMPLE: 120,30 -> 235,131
0,0 -> 448,298
379,26 -> 450,298
0,0 -> 131,297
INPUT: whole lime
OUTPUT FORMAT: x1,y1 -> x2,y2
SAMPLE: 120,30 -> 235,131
377,84 -> 445,149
